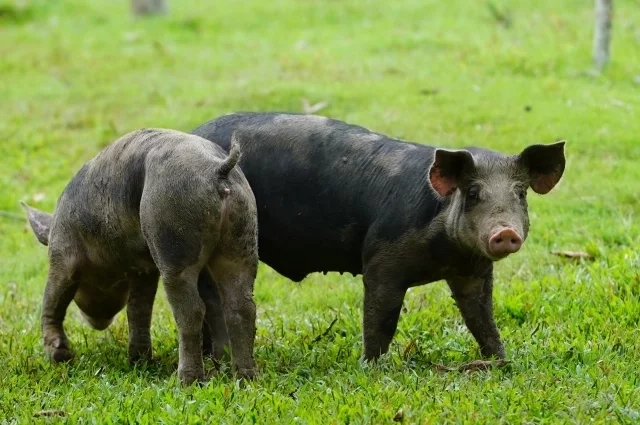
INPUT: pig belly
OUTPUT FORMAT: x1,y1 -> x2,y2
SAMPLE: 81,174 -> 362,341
74,279 -> 131,330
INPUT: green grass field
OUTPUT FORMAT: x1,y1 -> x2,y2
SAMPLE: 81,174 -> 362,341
1,0 -> 640,422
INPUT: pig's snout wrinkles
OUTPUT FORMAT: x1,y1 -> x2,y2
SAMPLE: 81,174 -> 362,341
488,228 -> 523,258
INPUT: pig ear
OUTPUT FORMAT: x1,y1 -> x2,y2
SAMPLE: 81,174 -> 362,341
20,201 -> 52,246
518,141 -> 566,195
429,149 -> 475,197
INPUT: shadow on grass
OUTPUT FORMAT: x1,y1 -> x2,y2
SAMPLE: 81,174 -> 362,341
57,337 -> 248,384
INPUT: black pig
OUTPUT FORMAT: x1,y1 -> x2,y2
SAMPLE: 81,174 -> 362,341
192,113 -> 566,364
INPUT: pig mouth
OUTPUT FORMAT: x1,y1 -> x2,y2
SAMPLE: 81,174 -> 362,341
487,251 -> 513,262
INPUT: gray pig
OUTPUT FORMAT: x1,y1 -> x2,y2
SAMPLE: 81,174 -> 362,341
22,129 -> 258,385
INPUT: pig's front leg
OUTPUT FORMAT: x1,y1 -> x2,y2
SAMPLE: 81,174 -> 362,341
362,262 -> 408,360
127,272 -> 159,363
447,273 -> 505,359
198,271 -> 230,363
41,265 -> 78,363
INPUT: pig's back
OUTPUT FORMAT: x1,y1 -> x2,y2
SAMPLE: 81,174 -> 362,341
53,129 -> 223,265
192,113 -> 442,281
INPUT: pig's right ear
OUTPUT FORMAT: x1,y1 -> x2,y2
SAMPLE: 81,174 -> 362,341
518,141 -> 566,195
428,149 -> 475,197
20,201 -> 51,246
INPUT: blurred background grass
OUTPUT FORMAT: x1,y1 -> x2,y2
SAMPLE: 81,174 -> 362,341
1,0 -> 639,422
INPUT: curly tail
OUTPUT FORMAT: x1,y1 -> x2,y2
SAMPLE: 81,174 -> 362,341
217,132 -> 242,179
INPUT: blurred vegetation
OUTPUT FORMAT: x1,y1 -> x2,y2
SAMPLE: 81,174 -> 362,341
1,0 -> 639,423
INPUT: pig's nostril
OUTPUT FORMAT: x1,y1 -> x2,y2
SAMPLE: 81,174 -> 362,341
511,239 -> 518,244
495,238 -> 502,244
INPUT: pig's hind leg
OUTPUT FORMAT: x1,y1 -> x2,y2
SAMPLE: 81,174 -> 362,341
140,195 -> 209,384
140,227 -> 207,384
208,255 -> 258,380
206,196 -> 259,379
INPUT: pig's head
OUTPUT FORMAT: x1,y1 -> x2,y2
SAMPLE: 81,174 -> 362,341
429,141 -> 566,261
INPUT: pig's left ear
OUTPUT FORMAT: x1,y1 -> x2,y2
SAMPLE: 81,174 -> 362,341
429,149 -> 475,197
517,141 -> 566,194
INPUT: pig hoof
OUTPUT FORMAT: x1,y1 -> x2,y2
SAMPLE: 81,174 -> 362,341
49,347 -> 73,363
210,347 -> 231,363
178,368 -> 205,386
235,367 -> 257,380
128,351 -> 153,365
128,345 -> 153,364
202,345 -> 214,358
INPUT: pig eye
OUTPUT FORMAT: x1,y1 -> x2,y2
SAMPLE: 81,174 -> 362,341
466,185 -> 480,203
517,189 -> 527,200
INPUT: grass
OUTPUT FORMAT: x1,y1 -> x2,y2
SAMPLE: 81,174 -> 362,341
1,0 -> 640,422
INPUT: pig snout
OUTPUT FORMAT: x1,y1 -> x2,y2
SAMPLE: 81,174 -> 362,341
488,228 -> 523,258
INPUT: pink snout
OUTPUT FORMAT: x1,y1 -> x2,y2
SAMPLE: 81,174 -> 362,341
488,228 -> 523,258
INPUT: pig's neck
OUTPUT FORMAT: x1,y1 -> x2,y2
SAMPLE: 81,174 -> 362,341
428,198 -> 493,279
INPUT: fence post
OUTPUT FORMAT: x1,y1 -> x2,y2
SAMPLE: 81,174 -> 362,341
131,0 -> 168,17
593,0 -> 613,71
